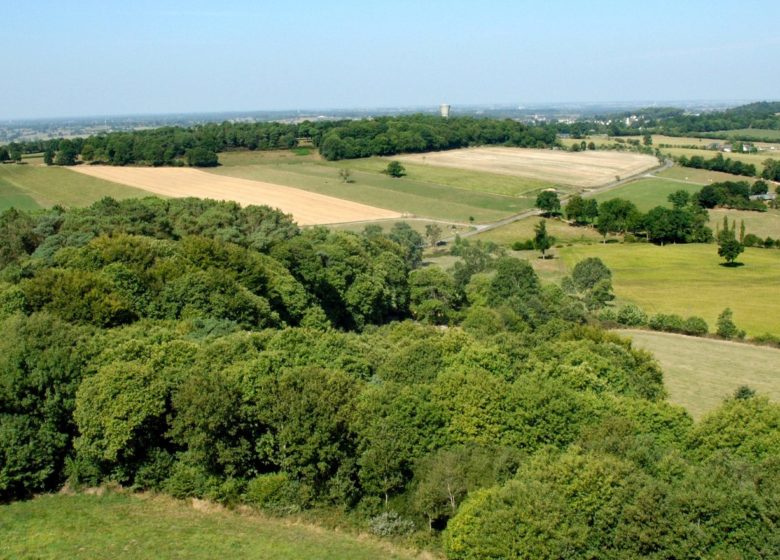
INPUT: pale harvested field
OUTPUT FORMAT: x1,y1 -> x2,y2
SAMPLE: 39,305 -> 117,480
396,147 -> 659,188
68,166 -> 402,225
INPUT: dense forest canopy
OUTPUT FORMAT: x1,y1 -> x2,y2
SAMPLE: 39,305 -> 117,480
5,115 -> 558,167
1,197 -> 777,558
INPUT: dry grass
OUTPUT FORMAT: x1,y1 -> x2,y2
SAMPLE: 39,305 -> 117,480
617,329 -> 780,419
396,147 -> 658,188
68,166 -> 401,225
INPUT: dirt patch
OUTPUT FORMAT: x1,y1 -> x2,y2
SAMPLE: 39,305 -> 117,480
397,147 -> 658,187
68,166 -> 402,225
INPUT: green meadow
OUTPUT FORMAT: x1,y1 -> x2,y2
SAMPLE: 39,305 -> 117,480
590,177 -> 702,211
560,243 -> 780,336
0,492 -> 425,560
0,163 -> 150,211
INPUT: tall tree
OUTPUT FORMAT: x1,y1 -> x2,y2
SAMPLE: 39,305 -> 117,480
536,191 -> 561,216
533,220 -> 554,258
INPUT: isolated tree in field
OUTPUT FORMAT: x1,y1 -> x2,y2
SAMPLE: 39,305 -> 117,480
717,220 -> 744,265
536,191 -> 561,216
338,168 -> 352,183
533,220 -> 554,258
425,223 -> 443,248
385,161 -> 406,178
643,133 -> 653,146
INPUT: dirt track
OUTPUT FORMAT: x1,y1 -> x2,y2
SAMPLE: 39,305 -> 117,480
397,147 -> 658,187
68,166 -> 402,225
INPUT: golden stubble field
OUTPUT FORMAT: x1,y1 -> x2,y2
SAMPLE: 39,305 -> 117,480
68,166 -> 402,225
396,147 -> 659,187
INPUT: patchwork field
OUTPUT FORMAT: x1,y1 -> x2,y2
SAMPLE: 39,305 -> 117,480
0,163 -> 149,211
559,244 -> 780,336
0,492 -> 425,560
212,150 -> 532,223
69,165 -> 402,225
618,330 -> 780,419
396,147 -> 659,188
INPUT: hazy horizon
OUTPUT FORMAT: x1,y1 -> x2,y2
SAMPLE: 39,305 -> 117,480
3,0 -> 779,120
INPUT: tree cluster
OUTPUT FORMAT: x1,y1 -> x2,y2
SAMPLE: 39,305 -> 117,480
696,181 -> 767,211
676,153 -> 757,177
0,198 -> 777,559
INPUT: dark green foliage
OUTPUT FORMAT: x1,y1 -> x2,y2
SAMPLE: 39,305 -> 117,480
597,198 -> 640,237
677,153 -> 757,177
716,308 -> 745,339
717,221 -> 744,264
384,161 -> 406,178
535,190 -> 561,216
186,147 -> 219,167
533,219 -> 553,257
488,257 -> 540,304
696,180 -> 767,211
565,194 -> 598,224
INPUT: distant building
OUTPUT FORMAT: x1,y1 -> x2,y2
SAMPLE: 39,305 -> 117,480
440,104 -> 451,118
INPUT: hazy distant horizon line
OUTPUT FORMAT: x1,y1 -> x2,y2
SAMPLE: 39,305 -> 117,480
3,98 -> 776,124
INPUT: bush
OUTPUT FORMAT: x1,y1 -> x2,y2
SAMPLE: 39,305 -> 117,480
617,304 -> 647,327
743,233 -> 763,247
716,308 -> 745,340
186,147 -> 219,167
368,510 -> 416,537
648,313 -> 685,333
681,316 -> 708,336
597,307 -> 618,322
511,239 -> 534,251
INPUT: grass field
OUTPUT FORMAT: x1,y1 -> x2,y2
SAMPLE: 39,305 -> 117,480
397,147 -> 658,188
656,166 -> 747,184
0,492 -> 427,560
618,330 -> 780,419
0,163 -> 150,211
69,165 -> 402,225
591,177 -> 702,211
559,244 -> 780,336
213,151 -> 530,223
331,218 -> 474,236
708,208 -> 780,239
475,217 -> 604,245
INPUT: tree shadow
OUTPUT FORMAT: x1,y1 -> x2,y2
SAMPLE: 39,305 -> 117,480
719,262 -> 745,268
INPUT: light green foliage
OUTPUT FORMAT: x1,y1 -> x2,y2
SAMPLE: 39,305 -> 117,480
716,307 -> 745,339
688,396 -> 780,462
488,256 -> 540,305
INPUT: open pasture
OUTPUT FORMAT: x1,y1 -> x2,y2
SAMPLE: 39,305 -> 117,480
213,150 -> 531,223
656,165 -> 747,184
1,163 -> 149,211
395,147 -> 659,188
591,177 -> 702,211
0,492 -> 424,560
475,217 -> 604,246
69,165 -> 402,225
560,243 -> 780,336
618,329 -> 780,419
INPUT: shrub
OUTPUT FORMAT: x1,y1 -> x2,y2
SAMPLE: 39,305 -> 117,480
716,308 -> 745,339
681,316 -> 709,336
368,511 -> 416,537
743,233 -> 763,247
511,239 -> 534,251
598,307 -> 618,322
649,313 -> 685,333
617,304 -> 647,327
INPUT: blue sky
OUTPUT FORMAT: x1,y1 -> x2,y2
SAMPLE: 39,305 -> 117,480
2,0 -> 779,119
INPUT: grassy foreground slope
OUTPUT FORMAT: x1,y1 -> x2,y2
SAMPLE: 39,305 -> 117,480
591,177 -> 702,211
0,164 -> 150,211
559,244 -> 780,336
618,330 -> 780,419
0,493 -> 426,560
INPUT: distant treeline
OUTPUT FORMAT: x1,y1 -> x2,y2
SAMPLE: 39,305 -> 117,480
676,153 -> 757,177
5,115 -> 558,167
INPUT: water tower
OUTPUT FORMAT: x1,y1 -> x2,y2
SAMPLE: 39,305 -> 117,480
440,104 -> 451,118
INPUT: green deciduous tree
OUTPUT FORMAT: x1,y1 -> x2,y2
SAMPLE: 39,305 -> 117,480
536,191 -> 561,216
